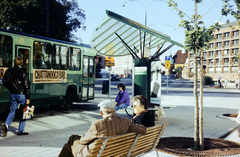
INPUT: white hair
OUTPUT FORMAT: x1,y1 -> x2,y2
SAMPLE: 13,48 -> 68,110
100,107 -> 115,115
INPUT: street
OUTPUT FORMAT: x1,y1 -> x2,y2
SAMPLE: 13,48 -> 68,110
0,77 -> 240,157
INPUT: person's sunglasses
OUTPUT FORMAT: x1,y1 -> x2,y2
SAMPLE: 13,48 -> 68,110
131,105 -> 137,108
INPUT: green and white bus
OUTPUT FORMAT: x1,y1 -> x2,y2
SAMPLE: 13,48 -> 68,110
0,27 -> 96,113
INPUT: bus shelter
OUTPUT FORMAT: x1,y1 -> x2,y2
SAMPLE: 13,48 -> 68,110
91,10 -> 183,108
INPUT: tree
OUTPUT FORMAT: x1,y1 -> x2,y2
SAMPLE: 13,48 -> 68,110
0,0 -> 86,43
168,0 -> 221,150
221,0 -> 240,25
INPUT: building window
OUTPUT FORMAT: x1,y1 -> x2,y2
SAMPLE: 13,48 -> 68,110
217,42 -> 222,48
232,48 -> 239,55
209,43 -> 214,48
216,67 -> 221,73
225,32 -> 230,38
209,67 -> 214,73
203,60 -> 207,65
232,66 -> 238,73
209,51 -> 214,57
224,41 -> 230,47
233,39 -> 239,46
223,66 -> 229,73
232,58 -> 238,64
233,30 -> 239,37
190,68 -> 194,73
216,50 -> 221,57
216,59 -> 220,64
190,54 -> 194,59
209,59 -> 214,65
203,52 -> 207,57
217,34 -> 222,39
223,49 -> 229,56
190,61 -> 194,66
224,58 -> 229,64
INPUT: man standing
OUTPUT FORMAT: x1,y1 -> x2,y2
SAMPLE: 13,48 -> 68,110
2,57 -> 30,136
58,99 -> 146,157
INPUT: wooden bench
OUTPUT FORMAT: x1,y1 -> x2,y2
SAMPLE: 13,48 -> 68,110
89,123 -> 168,157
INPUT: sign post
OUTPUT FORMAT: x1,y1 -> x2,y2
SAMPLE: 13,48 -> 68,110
105,57 -> 115,99
165,56 -> 170,95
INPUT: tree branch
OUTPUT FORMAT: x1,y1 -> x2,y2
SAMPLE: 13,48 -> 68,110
200,0 -> 218,18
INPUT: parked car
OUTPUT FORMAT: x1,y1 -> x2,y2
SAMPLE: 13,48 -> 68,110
111,74 -> 120,81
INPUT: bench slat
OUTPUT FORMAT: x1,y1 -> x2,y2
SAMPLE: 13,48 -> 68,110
93,134 -> 136,148
90,138 -> 135,153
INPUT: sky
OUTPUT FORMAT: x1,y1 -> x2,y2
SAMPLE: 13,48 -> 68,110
75,0 -> 236,61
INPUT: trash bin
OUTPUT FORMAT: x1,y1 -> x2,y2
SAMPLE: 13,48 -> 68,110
102,80 -> 109,94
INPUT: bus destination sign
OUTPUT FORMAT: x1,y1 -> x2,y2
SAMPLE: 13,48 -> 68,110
0,68 -> 7,84
33,69 -> 67,83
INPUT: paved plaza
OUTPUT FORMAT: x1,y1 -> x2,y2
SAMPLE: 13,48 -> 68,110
0,79 -> 240,157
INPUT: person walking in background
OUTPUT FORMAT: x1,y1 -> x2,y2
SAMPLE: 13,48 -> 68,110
1,57 -> 30,137
131,95 -> 155,127
115,83 -> 130,112
218,78 -> 222,88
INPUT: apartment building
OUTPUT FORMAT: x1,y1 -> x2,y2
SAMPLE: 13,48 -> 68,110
188,21 -> 240,83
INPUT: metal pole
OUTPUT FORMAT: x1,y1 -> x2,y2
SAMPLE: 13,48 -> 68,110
132,60 -> 135,99
108,66 -> 111,99
167,69 -> 168,95
46,0 -> 49,37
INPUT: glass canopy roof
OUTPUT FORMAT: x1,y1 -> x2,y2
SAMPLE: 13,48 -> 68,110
90,10 -> 183,57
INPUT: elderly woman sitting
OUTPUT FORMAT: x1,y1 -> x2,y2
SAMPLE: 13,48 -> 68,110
131,95 -> 155,127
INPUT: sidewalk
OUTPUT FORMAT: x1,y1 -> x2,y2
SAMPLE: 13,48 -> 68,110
0,87 -> 240,157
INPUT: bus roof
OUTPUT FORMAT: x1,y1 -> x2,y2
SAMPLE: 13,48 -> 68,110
0,28 -> 91,48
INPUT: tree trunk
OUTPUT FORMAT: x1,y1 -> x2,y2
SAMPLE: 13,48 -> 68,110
194,0 -> 199,150
199,51 -> 204,150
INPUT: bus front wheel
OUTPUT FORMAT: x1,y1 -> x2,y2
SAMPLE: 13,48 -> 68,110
64,90 -> 74,110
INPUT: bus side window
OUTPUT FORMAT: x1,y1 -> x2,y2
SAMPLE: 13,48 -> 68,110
69,48 -> 81,70
89,58 -> 94,77
0,35 -> 12,67
33,41 -> 52,69
53,45 -> 67,70
83,58 -> 88,77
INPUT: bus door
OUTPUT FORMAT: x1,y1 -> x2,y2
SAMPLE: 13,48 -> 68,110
16,45 -> 49,107
82,56 -> 95,101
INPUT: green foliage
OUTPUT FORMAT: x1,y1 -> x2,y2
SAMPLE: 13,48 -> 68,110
204,76 -> 214,85
233,51 -> 240,60
221,0 -> 240,25
168,0 -> 222,52
0,0 -> 86,43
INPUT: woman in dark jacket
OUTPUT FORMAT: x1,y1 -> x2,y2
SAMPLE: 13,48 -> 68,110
131,95 -> 155,127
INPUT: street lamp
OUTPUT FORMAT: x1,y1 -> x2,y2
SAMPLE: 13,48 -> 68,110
148,23 -> 176,31
122,0 -> 167,26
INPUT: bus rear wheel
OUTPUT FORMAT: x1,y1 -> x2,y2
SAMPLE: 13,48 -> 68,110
64,90 -> 74,110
